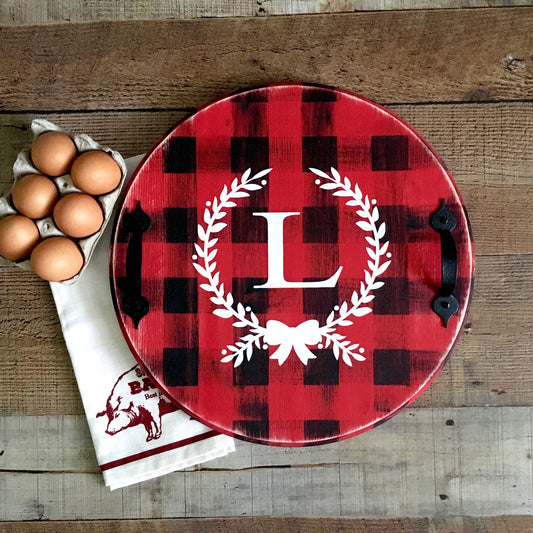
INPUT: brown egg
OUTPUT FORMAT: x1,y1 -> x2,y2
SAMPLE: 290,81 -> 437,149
30,237 -> 84,281
11,174 -> 59,219
30,131 -> 78,177
0,214 -> 40,261
53,193 -> 104,238
71,151 -> 122,195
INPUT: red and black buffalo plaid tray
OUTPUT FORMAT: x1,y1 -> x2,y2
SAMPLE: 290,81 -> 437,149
110,84 -> 474,446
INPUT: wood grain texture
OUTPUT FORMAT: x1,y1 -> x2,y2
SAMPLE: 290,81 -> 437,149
1,103 -> 532,252
1,0 -> 532,26
3,516 -> 533,532
0,4 -> 531,523
1,408 -> 531,519
0,266 -> 79,415
0,250 -> 531,414
0,102 -> 531,415
0,9 -> 532,110
0,0 -> 259,24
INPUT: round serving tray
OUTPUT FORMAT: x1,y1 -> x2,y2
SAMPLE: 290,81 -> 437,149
110,84 -> 474,446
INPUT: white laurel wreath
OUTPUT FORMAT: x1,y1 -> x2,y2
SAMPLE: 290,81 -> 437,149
192,167 -> 391,367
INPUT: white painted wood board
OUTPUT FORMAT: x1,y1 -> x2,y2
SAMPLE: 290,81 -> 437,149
1,0 -> 532,25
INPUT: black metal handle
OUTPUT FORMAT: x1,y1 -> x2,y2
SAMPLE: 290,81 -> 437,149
117,201 -> 151,329
430,199 -> 459,327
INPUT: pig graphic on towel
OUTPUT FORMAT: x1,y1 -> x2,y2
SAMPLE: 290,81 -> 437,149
97,365 -> 178,441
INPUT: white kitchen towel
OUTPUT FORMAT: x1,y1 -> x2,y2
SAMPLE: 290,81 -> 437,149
50,154 -> 235,490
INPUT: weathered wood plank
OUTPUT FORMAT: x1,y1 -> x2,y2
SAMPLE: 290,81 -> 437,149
1,251 -> 531,415
3,516 -> 533,533
0,108 -> 531,414
0,408 -> 531,519
1,0 -> 531,26
0,267 -> 79,416
0,110 -> 189,196
1,103 -> 532,253
0,9 -> 532,110
2,103 -> 533,188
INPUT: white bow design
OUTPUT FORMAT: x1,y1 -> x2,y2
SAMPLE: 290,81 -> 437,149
264,319 -> 322,365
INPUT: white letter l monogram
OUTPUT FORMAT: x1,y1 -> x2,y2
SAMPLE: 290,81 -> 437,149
252,212 -> 343,289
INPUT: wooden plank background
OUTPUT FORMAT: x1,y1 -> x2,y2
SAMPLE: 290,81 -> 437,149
0,9 -> 532,110
0,2 -> 532,530
3,516 -> 533,533
0,0 -> 532,25
1,408 -> 532,520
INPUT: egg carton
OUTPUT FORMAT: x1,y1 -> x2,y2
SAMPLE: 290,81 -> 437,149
0,118 -> 127,284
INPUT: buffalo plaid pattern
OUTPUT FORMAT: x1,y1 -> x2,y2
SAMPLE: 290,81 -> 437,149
112,84 -> 474,446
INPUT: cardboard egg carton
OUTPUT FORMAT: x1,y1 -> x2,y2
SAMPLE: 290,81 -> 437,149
0,118 -> 127,284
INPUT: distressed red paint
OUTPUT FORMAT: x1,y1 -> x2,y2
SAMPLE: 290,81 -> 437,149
110,84 -> 474,446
